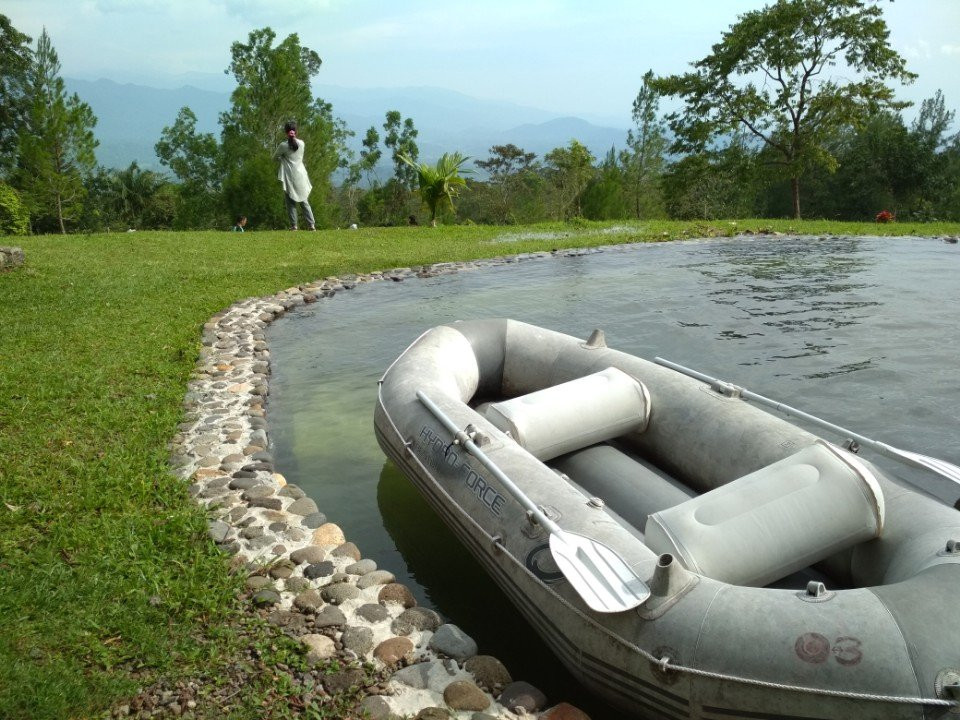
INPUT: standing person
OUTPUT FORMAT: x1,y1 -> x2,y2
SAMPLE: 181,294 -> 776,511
232,215 -> 247,232
274,121 -> 316,230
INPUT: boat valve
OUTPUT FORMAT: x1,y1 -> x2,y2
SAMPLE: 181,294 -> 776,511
581,328 -> 607,349
841,438 -> 861,453
934,669 -> 960,711
797,579 -> 835,602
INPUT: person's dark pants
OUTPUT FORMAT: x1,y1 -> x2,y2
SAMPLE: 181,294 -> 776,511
285,193 -> 315,229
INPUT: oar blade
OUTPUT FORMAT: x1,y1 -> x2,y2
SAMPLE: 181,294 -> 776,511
550,531 -> 650,613
896,449 -> 960,486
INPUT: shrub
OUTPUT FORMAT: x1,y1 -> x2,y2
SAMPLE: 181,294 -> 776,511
0,183 -> 29,236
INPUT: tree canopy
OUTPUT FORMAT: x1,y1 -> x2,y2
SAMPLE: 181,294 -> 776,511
651,0 -> 916,218
17,28 -> 98,233
0,14 -> 32,176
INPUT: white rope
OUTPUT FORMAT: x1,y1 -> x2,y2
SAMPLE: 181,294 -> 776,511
657,657 -> 958,707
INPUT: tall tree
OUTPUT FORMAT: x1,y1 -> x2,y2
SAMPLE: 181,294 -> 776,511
358,125 -> 382,185
383,110 -> 419,188
17,28 -> 98,233
544,139 -> 596,219
620,70 -> 667,219
0,14 -> 32,177
583,146 -> 630,220
218,27 -> 349,228
651,0 -> 915,218
155,106 -> 223,228
476,144 -> 538,223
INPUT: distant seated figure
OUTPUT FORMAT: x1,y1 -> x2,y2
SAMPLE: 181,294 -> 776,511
408,214 -> 419,226
232,215 -> 247,232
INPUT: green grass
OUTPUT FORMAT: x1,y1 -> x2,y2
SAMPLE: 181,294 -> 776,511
1,219 -> 958,719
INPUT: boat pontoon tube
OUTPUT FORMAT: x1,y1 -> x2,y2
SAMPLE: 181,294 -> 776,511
645,440 -> 885,587
483,367 -> 651,461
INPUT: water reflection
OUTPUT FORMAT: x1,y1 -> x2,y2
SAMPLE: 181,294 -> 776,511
376,462 -> 627,717
692,236 -> 880,345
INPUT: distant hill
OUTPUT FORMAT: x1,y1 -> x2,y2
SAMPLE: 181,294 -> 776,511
64,78 -> 629,175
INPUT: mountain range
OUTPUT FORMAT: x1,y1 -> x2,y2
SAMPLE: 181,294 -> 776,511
64,78 -> 631,175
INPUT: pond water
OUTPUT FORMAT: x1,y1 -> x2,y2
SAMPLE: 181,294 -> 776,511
266,235 -> 959,716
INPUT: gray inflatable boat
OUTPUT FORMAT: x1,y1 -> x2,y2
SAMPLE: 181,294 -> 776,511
374,318 -> 960,719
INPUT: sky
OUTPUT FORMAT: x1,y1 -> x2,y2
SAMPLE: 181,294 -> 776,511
5,0 -> 960,126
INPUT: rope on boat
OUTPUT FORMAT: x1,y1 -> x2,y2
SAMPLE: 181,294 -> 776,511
651,656 -> 958,707
376,390 -> 960,710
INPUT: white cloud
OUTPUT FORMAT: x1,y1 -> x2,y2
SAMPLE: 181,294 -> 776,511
941,44 -> 960,56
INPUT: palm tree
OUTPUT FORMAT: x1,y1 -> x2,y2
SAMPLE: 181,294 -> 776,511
399,152 -> 470,226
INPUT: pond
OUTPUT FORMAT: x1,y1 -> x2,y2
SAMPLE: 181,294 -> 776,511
266,235 -> 959,716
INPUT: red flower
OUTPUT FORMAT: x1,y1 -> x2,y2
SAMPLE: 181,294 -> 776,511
875,210 -> 895,223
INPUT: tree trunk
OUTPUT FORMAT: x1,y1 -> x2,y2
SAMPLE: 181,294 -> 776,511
791,177 -> 801,219
56,192 -> 66,234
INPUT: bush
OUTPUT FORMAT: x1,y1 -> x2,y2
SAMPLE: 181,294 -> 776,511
0,183 -> 29,235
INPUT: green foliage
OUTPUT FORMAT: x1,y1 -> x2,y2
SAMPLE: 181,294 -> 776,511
0,181 -> 29,235
544,140 -> 596,219
155,107 -> 225,228
400,151 -> 471,224
474,144 -> 540,223
0,14 -> 32,177
651,0 -> 916,218
222,150 -> 286,229
662,135 -> 758,220
383,110 -> 419,189
357,125 -> 382,186
582,147 -> 631,220
619,70 -> 667,219
218,28 -> 349,229
15,29 -> 98,234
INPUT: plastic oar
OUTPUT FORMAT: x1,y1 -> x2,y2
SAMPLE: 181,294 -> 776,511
417,390 -> 651,613
654,357 -> 960,488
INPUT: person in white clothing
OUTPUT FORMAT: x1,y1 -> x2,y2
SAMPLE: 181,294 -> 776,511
274,121 -> 315,230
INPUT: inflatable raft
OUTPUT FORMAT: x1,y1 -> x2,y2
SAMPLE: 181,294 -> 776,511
374,318 -> 960,719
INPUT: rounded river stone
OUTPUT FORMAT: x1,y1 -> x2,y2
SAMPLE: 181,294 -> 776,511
373,636 -> 414,665
331,541 -> 361,561
357,569 -> 396,589
499,681 -> 547,713
392,607 -> 442,635
378,583 -> 416,608
313,605 -> 347,628
355,603 -> 390,623
429,624 -> 478,662
345,558 -> 377,575
540,702 -> 593,720
321,583 -> 360,605
464,655 -> 512,691
303,561 -> 335,579
341,626 -> 375,656
293,589 -> 322,613
443,680 -> 489,712
290,545 -> 327,565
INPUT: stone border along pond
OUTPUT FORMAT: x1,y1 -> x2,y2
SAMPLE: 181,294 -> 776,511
170,248 -> 608,720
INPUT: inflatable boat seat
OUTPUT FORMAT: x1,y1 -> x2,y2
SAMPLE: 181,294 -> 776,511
483,367 -> 651,462
645,441 -> 885,587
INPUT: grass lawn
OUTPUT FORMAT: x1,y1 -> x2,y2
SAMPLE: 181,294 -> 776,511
2,219 -> 958,719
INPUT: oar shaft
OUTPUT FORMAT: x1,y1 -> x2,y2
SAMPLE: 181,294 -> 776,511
416,391 -> 562,535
